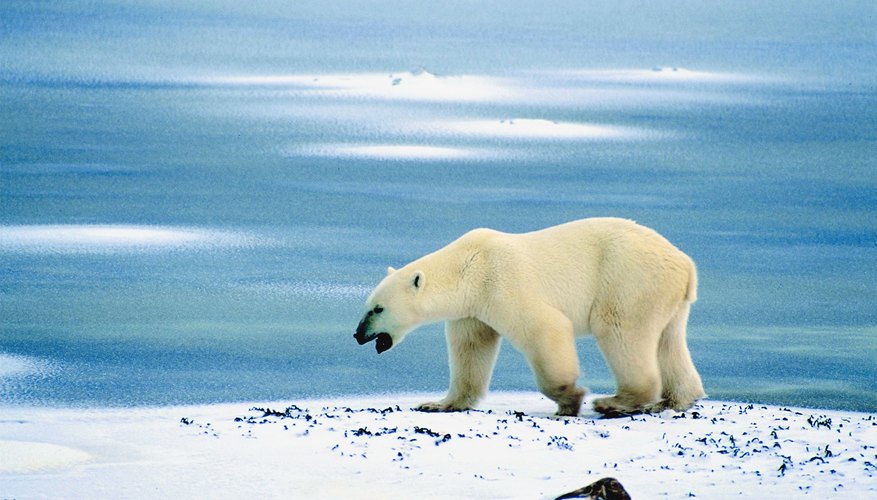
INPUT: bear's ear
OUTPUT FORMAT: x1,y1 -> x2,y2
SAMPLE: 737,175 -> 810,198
386,266 -> 397,276
412,271 -> 424,291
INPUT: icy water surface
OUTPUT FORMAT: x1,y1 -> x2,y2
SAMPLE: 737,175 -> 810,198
1,1 -> 875,411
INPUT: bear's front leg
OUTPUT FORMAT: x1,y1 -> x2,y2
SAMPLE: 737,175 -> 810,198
509,306 -> 586,416
416,318 -> 501,413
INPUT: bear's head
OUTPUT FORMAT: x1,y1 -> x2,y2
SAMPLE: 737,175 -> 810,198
354,266 -> 430,354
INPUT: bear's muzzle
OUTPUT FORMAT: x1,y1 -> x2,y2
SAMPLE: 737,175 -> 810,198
354,317 -> 373,345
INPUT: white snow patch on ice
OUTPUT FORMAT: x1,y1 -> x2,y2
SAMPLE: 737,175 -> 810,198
0,354 -> 55,379
0,355 -> 36,379
0,225 -> 254,253
0,441 -> 91,474
0,225 -> 207,247
204,69 -> 514,102
555,67 -> 766,84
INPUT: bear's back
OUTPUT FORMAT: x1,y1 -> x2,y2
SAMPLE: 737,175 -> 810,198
477,218 -> 694,331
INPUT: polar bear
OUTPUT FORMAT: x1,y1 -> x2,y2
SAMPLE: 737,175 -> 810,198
354,218 -> 705,417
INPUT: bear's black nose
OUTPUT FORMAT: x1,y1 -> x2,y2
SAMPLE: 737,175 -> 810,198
354,318 -> 371,344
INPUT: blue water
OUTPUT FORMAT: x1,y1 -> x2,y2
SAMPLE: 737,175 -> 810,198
1,1 -> 875,411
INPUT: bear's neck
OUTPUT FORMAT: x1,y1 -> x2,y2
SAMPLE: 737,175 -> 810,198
415,243 -> 484,321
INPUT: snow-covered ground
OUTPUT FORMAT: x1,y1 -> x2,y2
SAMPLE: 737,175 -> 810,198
1,392 -> 874,499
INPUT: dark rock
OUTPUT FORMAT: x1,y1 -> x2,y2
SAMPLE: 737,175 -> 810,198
555,477 -> 632,500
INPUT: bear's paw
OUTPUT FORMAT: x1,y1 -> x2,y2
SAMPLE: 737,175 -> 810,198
415,400 -> 473,413
592,395 -> 652,418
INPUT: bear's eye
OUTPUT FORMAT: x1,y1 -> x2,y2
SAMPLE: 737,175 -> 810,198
373,305 -> 384,314
413,275 -> 420,288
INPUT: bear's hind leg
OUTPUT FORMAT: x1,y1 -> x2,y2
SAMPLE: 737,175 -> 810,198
417,318 -> 500,412
592,326 -> 662,417
657,304 -> 705,411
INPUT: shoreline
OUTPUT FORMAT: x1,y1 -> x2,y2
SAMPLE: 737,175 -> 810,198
2,392 -> 875,498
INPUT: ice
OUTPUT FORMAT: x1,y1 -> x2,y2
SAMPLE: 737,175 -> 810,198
2,0 -> 875,421
235,280 -> 372,300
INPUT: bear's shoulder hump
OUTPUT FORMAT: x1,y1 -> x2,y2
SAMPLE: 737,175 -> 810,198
464,227 -> 502,242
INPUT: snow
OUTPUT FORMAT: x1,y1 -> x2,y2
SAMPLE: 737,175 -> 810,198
2,392 -> 874,499
0,441 -> 91,474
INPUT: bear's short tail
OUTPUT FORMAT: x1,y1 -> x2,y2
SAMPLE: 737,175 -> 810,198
685,257 -> 698,303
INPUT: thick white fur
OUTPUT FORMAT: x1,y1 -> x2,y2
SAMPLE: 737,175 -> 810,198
360,217 -> 705,416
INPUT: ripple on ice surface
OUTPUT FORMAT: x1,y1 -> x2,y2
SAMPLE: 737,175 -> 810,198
342,144 -> 477,160
442,118 -> 651,140
236,280 -> 371,299
293,144 -> 485,160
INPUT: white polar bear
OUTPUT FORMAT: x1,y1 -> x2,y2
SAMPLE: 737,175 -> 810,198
354,217 -> 705,417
